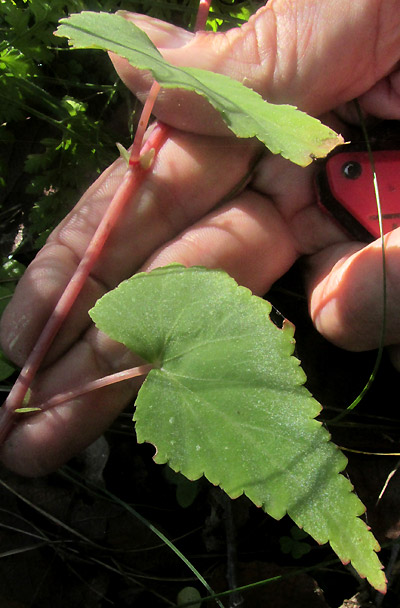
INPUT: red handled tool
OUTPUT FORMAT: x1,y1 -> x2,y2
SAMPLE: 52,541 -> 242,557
316,144 -> 400,242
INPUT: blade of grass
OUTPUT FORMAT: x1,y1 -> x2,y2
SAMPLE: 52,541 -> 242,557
177,557 -> 341,607
330,99 -> 387,423
60,467 -> 224,608
88,556 -> 177,606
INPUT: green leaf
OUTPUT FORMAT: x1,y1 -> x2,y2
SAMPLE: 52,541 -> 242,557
55,11 -> 343,166
90,265 -> 386,592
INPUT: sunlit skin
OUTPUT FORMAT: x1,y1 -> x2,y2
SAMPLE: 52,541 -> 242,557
1,0 -> 400,476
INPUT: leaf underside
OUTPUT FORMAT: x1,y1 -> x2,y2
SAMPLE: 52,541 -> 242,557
90,265 -> 386,592
55,11 -> 343,166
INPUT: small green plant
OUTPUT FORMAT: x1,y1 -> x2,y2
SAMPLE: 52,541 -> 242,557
0,2 -> 388,600
280,525 -> 312,560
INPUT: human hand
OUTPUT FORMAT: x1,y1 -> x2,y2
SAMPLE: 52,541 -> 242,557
1,0 -> 400,476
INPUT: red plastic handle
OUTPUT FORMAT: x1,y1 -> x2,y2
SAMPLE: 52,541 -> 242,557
316,148 -> 400,241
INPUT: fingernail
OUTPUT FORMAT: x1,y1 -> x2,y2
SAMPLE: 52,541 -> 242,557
117,11 -> 194,49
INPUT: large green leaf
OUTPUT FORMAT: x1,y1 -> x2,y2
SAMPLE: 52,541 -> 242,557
90,265 -> 386,592
55,11 -> 343,166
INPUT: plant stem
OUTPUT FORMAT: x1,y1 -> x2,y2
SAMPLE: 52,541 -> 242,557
129,81 -> 161,164
24,363 -> 153,413
194,0 -> 212,31
330,100 -> 387,424
0,123 -> 169,445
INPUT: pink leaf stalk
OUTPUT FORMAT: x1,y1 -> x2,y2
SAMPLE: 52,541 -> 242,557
26,363 -> 154,413
194,0 -> 212,32
129,82 -> 161,165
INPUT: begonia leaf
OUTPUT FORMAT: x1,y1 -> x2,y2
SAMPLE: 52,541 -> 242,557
90,265 -> 386,592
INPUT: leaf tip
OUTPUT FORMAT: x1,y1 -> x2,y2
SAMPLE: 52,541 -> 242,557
282,318 -> 295,338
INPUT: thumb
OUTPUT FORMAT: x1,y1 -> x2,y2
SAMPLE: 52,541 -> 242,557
111,1 -> 400,133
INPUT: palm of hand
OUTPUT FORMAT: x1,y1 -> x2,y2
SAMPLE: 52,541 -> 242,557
2,0 -> 400,475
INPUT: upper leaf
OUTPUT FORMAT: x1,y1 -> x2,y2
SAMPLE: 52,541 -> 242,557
55,11 -> 344,166
90,265 -> 386,592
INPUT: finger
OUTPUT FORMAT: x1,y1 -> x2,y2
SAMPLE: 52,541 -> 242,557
356,65 -> 400,120
250,146 -> 350,253
306,230 -> 400,351
0,132 -> 259,367
334,66 -> 400,124
143,189 -> 298,294
111,1 -> 400,132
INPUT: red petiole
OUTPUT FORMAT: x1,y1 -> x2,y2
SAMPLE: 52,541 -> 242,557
129,82 -> 161,165
0,2 -> 211,445
19,362 -> 154,414
194,0 -> 213,32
